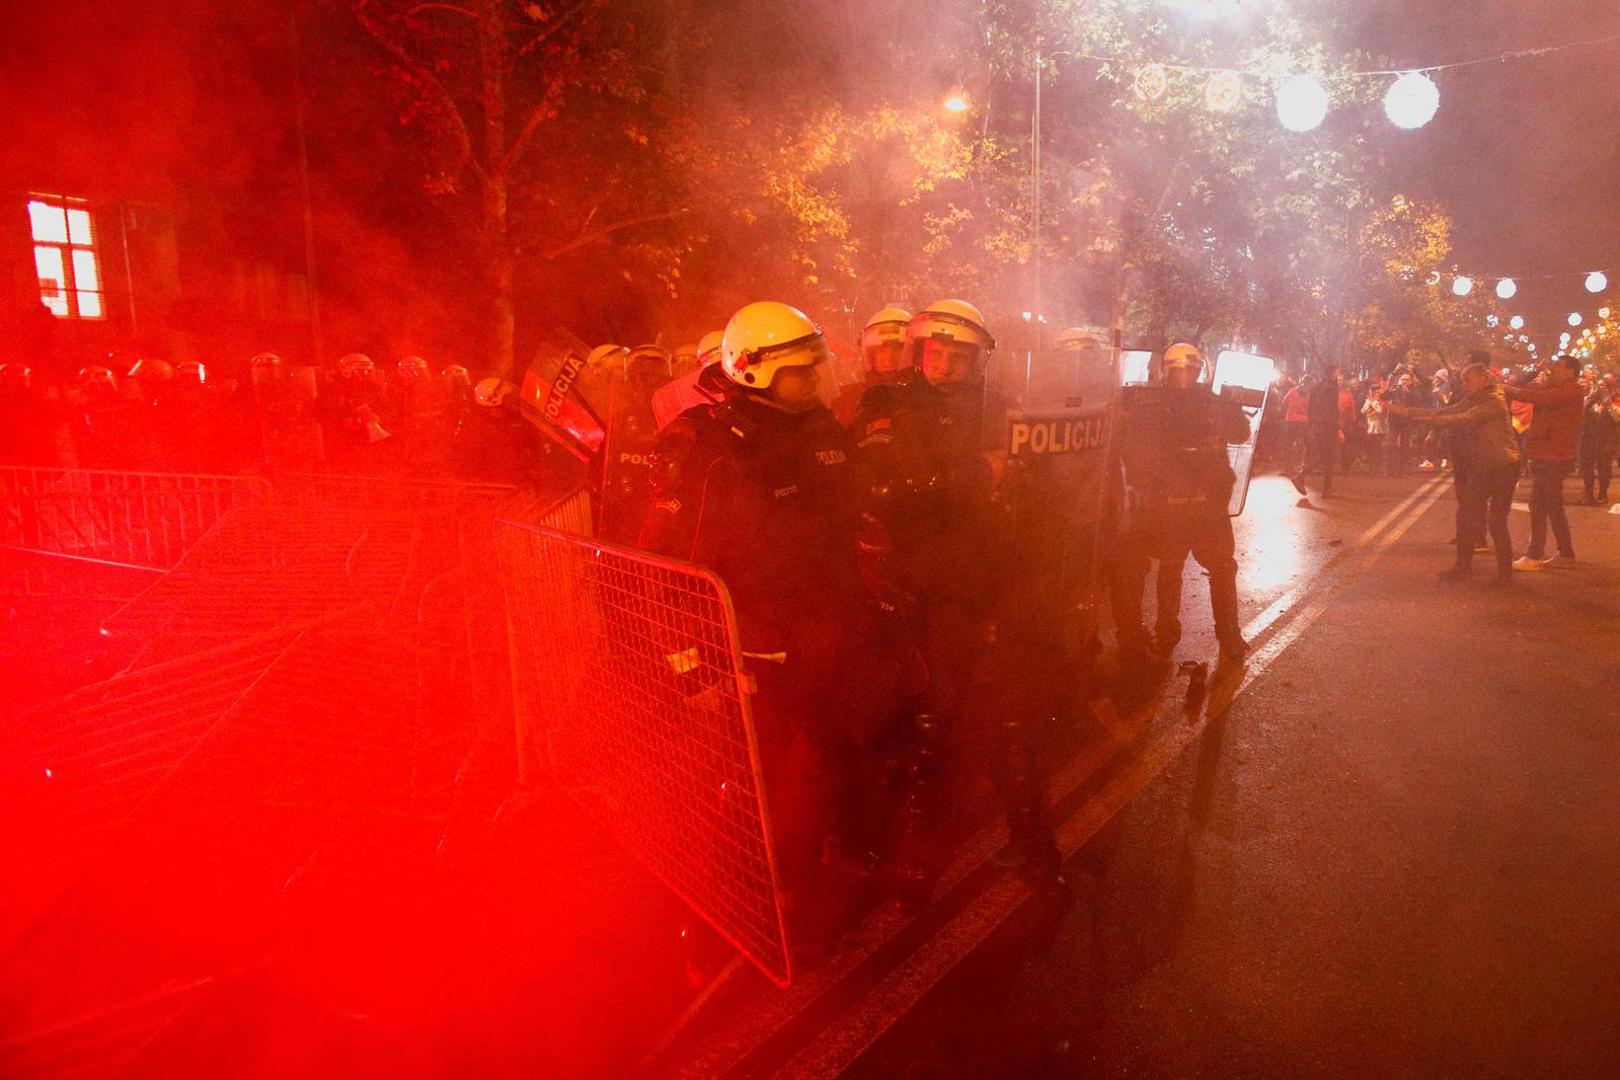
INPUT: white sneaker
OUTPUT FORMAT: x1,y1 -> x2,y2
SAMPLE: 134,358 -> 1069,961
1418,460 -> 1437,470
1511,556 -> 1546,572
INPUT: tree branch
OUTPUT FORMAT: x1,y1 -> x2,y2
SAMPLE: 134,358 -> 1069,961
501,74 -> 567,174
538,206 -> 690,260
406,3 -> 477,18
355,0 -> 491,187
515,0 -> 591,60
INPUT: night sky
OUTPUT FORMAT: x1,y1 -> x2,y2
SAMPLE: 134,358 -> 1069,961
1351,0 -> 1620,347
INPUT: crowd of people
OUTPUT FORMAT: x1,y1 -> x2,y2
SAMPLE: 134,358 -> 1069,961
0,350 -> 579,490
1259,350 -> 1620,581
5,310 -> 1614,951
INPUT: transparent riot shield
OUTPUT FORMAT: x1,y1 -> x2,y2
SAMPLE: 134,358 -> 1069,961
1211,350 -> 1277,516
518,328 -> 611,462
599,378 -> 662,543
996,341 -> 1120,671
1120,349 -> 1154,386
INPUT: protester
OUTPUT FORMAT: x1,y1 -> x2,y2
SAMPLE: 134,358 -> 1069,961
1389,362 -> 1519,584
1502,354 -> 1583,570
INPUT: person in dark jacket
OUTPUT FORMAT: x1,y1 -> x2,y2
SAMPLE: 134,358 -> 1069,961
1579,373 -> 1618,504
1291,365 -> 1342,498
1389,363 -> 1520,583
1503,354 -> 1583,569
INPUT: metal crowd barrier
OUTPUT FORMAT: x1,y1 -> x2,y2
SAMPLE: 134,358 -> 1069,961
0,466 -> 271,571
494,520 -> 791,987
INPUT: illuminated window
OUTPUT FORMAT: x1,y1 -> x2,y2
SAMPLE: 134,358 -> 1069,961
28,195 -> 104,319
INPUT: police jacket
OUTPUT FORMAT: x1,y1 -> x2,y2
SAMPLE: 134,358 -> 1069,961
1118,385 -> 1249,508
849,371 -> 1003,600
639,395 -> 865,638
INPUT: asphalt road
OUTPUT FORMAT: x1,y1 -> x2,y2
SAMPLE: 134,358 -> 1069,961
846,470 -> 1620,1078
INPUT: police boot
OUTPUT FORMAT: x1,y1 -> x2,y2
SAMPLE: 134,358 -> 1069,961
992,716 -> 1066,898
889,712 -> 950,911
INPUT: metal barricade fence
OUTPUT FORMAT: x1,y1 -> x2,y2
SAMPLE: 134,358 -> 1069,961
0,466 -> 270,570
494,521 -> 792,988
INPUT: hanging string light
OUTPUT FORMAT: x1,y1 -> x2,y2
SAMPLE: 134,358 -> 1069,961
1134,64 -> 1169,101
1275,75 -> 1329,131
1204,70 -> 1243,112
1384,72 -> 1441,129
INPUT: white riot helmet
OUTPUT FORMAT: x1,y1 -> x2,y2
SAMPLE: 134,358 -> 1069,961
908,299 -> 994,387
338,353 -> 375,379
1160,342 -> 1206,388
720,301 -> 830,389
396,355 -> 430,379
1056,327 -> 1103,352
696,330 -> 725,367
861,306 -> 912,376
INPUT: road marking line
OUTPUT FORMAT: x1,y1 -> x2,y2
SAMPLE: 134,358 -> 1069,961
778,477 -> 1452,1077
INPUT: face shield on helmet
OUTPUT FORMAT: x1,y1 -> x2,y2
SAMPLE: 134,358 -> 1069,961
338,353 -> 375,379
586,344 -> 630,381
720,302 -> 831,412
908,300 -> 994,389
696,330 -> 725,367
127,357 -> 175,382
862,307 -> 912,376
79,366 -> 118,393
625,345 -> 673,387
1160,342 -> 1205,389
0,363 -> 34,392
396,355 -> 430,379
441,364 -> 471,390
1056,328 -> 1103,352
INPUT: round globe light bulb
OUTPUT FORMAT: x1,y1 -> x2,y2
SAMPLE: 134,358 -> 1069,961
1496,278 -> 1517,300
1275,75 -> 1329,133
1384,72 -> 1440,130
1586,271 -> 1608,293
1509,315 -> 1524,330
1569,312 -> 1583,327
1452,276 -> 1473,297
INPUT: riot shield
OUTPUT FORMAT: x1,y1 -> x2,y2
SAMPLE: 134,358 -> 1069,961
599,379 -> 661,543
1120,349 -> 1154,386
518,328 -> 611,462
1210,350 -> 1276,516
996,341 -> 1120,671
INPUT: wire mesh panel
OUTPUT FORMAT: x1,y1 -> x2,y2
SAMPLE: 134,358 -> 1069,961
0,547 -> 163,600
0,628 -> 305,948
0,467 -> 270,570
99,506 -> 415,667
495,521 -> 791,987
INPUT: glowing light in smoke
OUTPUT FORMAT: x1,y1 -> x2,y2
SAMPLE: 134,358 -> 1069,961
1275,75 -> 1329,132
1205,71 -> 1243,112
943,92 -> 970,114
1496,278 -> 1517,300
1586,271 -> 1608,293
1452,276 -> 1473,297
1509,316 -> 1524,330
1569,312 -> 1583,327
1384,72 -> 1440,129
1601,307 -> 1613,319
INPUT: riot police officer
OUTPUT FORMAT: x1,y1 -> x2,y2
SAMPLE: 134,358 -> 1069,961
1109,342 -> 1251,668
641,301 -> 901,944
851,299 -> 1063,903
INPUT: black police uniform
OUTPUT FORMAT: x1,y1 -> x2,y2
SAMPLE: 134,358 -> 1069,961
1109,383 -> 1251,660
641,393 -> 900,939
851,369 -> 1060,899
